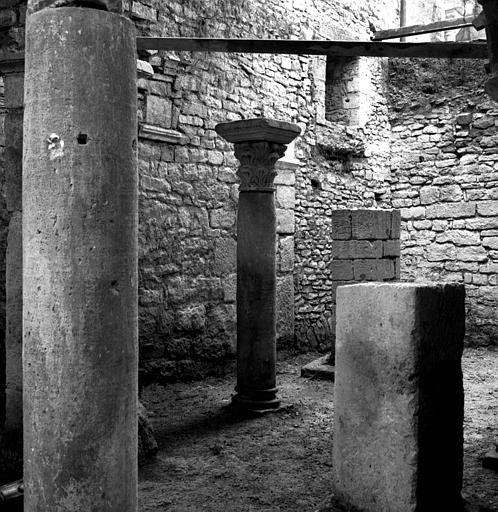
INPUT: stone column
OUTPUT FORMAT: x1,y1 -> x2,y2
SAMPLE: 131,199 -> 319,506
2,60 -> 24,434
333,282 -> 465,512
23,6 -> 137,511
479,0 -> 498,101
215,118 -> 300,412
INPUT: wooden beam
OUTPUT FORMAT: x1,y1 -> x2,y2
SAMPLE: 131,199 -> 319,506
137,37 -> 488,59
372,17 -> 475,41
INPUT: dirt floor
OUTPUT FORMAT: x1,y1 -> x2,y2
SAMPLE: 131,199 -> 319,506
139,348 -> 498,512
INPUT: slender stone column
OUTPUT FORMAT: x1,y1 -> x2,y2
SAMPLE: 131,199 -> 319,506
216,119 -> 300,412
23,7 -> 137,511
333,282 -> 465,512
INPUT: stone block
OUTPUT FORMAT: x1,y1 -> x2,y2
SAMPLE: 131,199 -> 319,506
353,259 -> 395,281
277,208 -> 295,234
4,72 -> 24,108
483,237 -> 498,250
477,201 -> 498,216
277,274 -> 294,347
426,202 -> 476,219
334,283 -> 464,512
391,210 -> 401,239
383,239 -> 400,257
401,206 -> 426,220
146,95 -> 172,128
351,209 -> 392,240
222,273 -> 236,303
419,186 -> 440,205
213,237 -> 236,275
274,168 -> 296,186
331,210 -> 352,240
329,260 -> 354,280
210,208 -> 236,228
332,240 -> 383,260
276,185 -> 295,209
279,236 -> 294,272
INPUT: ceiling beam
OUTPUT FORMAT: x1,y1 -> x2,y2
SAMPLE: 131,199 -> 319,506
372,17 -> 477,41
137,37 -> 488,59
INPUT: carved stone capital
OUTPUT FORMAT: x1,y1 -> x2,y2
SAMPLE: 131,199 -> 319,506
234,141 -> 286,191
215,117 -> 301,192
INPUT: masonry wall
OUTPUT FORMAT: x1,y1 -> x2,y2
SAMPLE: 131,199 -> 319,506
390,58 -> 498,346
325,209 -> 400,357
131,0 -> 398,378
0,0 -> 399,386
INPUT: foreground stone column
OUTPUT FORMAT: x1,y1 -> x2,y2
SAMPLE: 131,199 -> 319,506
3,63 -> 24,433
333,282 -> 464,512
216,119 -> 300,412
23,7 -> 137,511
478,0 -> 498,101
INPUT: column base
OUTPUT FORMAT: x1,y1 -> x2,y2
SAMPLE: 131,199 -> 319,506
231,386 -> 281,414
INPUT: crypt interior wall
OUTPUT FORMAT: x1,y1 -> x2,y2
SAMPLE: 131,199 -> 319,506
0,1 -> 496,392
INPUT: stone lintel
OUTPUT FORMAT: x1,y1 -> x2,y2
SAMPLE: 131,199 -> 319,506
215,117 -> 301,144
139,123 -> 183,144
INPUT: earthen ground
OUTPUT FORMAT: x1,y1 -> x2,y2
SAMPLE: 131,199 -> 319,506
139,348 -> 498,512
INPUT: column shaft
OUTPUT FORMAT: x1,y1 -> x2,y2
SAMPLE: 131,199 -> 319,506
236,192 -> 277,407
215,118 -> 300,412
23,8 -> 137,511
4,70 -> 23,432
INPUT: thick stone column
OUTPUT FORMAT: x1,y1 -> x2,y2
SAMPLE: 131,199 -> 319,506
23,7 -> 137,511
333,282 -> 465,512
3,64 -> 24,433
478,0 -> 498,101
215,119 -> 300,412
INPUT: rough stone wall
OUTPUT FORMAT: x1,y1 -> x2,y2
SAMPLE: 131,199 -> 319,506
326,209 -> 400,357
390,58 -> 498,346
0,0 -> 398,386
130,0 -> 398,379
294,52 -> 393,350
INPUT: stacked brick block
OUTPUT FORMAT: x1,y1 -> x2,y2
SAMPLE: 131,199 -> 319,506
329,209 -> 400,353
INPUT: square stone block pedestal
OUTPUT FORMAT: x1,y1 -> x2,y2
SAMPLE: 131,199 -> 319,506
332,282 -> 465,512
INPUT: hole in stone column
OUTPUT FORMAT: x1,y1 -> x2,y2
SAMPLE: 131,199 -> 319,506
77,133 -> 88,145
311,178 -> 321,190
73,0 -> 109,11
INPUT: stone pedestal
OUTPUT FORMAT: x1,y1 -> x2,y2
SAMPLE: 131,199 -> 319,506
215,118 -> 300,412
333,282 -> 465,512
23,7 -> 138,511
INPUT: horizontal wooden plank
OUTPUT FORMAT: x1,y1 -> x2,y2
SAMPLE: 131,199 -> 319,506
137,37 -> 488,59
372,17 -> 475,41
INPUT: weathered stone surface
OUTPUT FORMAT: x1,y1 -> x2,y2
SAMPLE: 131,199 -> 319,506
138,401 -> 158,466
334,283 -> 464,512
351,209 -> 392,239
331,210 -> 352,240
4,212 -> 22,432
353,259 -> 395,281
277,208 -> 295,234
27,0 -> 124,13
329,260 -> 354,280
23,9 -> 137,511
426,202 -> 476,219
146,95 -> 172,128
213,237 -> 236,275
331,240 -> 383,259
